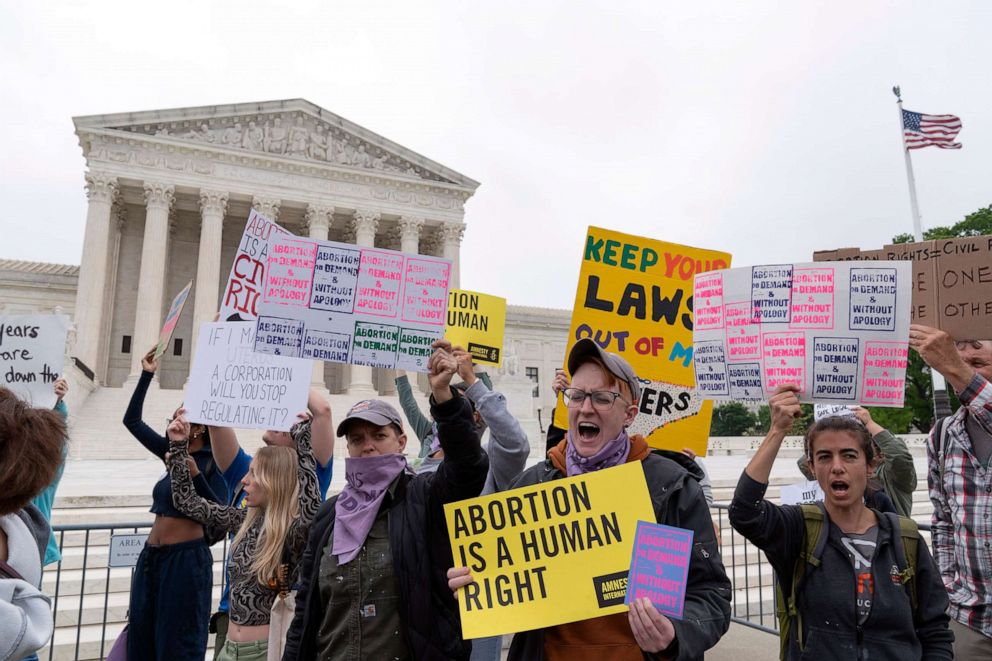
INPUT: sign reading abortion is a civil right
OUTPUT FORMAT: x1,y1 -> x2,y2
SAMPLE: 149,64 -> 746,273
692,261 -> 911,407
444,462 -> 655,639
254,233 -> 452,372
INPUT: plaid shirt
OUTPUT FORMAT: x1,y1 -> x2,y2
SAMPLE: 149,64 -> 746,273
929,373 -> 992,637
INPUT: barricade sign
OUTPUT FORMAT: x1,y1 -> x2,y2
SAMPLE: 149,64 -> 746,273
108,534 -> 150,568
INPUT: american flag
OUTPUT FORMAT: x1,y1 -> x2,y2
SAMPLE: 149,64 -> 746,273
902,109 -> 962,150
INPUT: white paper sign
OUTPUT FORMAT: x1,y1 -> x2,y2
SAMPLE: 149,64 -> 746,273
0,314 -> 70,408
692,262 -> 911,407
219,210 -> 290,322
813,404 -> 857,422
780,480 -> 825,506
253,233 -> 452,372
185,322 -> 311,431
108,533 -> 149,568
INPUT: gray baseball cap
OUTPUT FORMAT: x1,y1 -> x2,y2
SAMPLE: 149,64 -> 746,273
336,399 -> 404,437
567,338 -> 642,403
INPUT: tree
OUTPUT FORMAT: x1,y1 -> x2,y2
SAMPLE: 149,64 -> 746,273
710,402 -> 757,436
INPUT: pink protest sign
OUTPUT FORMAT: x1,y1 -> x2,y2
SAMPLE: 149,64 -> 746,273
624,521 -> 693,620
861,341 -> 908,406
355,249 -> 405,318
154,279 -> 193,359
401,257 -> 451,326
694,273 -> 724,330
264,238 -> 317,306
724,301 -> 760,361
762,332 -> 807,393
790,267 -> 835,330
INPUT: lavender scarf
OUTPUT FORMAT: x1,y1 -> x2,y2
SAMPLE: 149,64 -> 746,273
332,453 -> 410,565
566,428 -> 631,476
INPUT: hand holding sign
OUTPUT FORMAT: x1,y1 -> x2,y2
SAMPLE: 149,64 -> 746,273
769,385 -> 802,435
629,598 -> 676,654
53,377 -> 68,402
909,323 -> 975,391
141,347 -> 159,373
429,339 -> 459,401
167,409 -> 191,442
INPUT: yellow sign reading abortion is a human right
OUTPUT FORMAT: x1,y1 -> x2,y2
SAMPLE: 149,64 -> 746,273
444,461 -> 654,639
444,289 -> 507,366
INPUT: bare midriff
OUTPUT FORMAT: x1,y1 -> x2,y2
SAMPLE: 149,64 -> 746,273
146,515 -> 204,546
227,622 -> 270,643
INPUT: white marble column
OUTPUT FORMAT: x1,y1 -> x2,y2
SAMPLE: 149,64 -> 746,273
73,172 -> 118,380
128,181 -> 175,379
346,208 -> 380,397
252,195 -> 280,222
399,215 -> 424,254
190,190 -> 228,359
306,203 -> 335,390
439,221 -> 466,289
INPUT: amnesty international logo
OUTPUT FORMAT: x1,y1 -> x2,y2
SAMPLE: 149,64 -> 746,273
592,571 -> 629,608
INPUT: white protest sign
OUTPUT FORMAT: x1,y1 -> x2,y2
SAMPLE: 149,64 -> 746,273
692,261 -> 912,407
184,322 -> 310,431
813,404 -> 857,422
780,480 -> 825,506
219,210 -> 290,321
253,233 -> 452,372
0,314 -> 70,408
108,533 -> 149,568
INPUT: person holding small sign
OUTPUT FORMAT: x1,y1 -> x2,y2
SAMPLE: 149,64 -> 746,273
448,339 -> 732,660
729,385 -> 952,660
282,340 -> 489,660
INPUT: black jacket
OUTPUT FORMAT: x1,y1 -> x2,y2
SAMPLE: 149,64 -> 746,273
506,453 -> 732,661
282,392 -> 489,661
729,473 -> 953,661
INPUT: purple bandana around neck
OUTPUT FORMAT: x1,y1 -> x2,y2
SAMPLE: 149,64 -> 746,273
429,422 -> 441,455
565,428 -> 631,477
332,453 -> 410,564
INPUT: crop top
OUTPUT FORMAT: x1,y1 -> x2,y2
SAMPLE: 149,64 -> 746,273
124,370 -> 227,517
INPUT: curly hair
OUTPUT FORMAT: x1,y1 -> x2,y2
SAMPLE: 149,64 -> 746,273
0,388 -> 67,515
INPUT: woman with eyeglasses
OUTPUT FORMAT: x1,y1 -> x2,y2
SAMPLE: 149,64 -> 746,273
121,347 -> 227,660
447,338 -> 731,660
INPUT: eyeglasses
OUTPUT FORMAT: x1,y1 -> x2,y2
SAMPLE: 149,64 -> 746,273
562,388 -> 629,411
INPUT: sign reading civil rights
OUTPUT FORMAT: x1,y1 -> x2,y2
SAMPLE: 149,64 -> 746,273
692,261 -> 912,407
444,462 -> 655,639
624,521 -> 693,620
444,289 -> 506,366
184,322 -> 310,431
812,236 -> 992,340
0,314 -> 69,409
253,233 -> 452,372
553,227 -> 731,455
219,209 -> 290,321
154,279 -> 192,359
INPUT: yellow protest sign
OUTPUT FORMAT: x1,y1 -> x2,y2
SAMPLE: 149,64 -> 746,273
553,227 -> 731,455
444,462 -> 654,639
444,289 -> 507,366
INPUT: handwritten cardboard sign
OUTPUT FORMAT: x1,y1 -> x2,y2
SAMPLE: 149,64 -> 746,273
253,234 -> 452,372
0,314 -> 69,408
813,236 -> 992,340
624,522 -> 693,620
444,462 -> 655,639
154,279 -> 193,358
184,322 -> 310,431
219,210 -> 290,322
552,226 -> 732,456
444,289 -> 507,366
692,262 -> 911,407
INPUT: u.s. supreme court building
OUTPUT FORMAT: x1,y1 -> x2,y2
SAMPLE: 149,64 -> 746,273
3,99 -> 570,462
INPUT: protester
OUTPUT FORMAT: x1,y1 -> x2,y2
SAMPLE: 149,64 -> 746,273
283,341 -> 489,660
395,368 -> 492,461
29,377 -> 71,567
796,406 -> 916,517
122,348 -> 228,660
206,388 -> 335,657
166,409 -> 319,661
910,323 -> 992,657
729,384 -> 952,660
0,388 -> 67,661
448,338 -> 731,660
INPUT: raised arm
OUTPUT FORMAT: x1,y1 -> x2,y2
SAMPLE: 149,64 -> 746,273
306,388 -> 334,468
855,407 -> 917,496
122,348 -> 168,458
207,425 -> 241,473
286,419 -> 321,555
394,370 -> 434,441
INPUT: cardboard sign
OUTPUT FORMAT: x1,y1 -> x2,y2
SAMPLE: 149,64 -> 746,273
552,227 -> 732,456
253,234 -> 452,372
219,210 -> 290,321
444,289 -> 507,366
813,236 -> 992,340
108,534 -> 150,568
444,462 -> 655,639
624,522 -> 693,620
780,480 -> 825,506
692,262 -> 911,407
154,279 -> 193,358
0,314 -> 70,408
184,322 -> 311,431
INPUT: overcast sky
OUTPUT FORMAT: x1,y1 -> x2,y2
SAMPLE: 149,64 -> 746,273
1,1 -> 988,309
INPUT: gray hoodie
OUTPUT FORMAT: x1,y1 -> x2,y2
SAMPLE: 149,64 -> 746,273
1,504 -> 53,661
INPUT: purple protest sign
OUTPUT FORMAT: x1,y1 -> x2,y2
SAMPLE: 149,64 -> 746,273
624,521 -> 693,620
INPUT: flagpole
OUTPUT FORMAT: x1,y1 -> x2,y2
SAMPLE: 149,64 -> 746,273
893,85 -> 951,418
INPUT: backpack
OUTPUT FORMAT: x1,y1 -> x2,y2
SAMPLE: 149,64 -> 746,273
774,502 -> 919,660
933,416 -> 952,491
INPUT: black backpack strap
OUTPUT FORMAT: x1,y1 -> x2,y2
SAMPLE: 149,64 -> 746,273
884,512 -> 920,613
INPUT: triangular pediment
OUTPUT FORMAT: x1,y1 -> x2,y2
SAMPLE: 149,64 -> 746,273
73,99 -> 478,189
